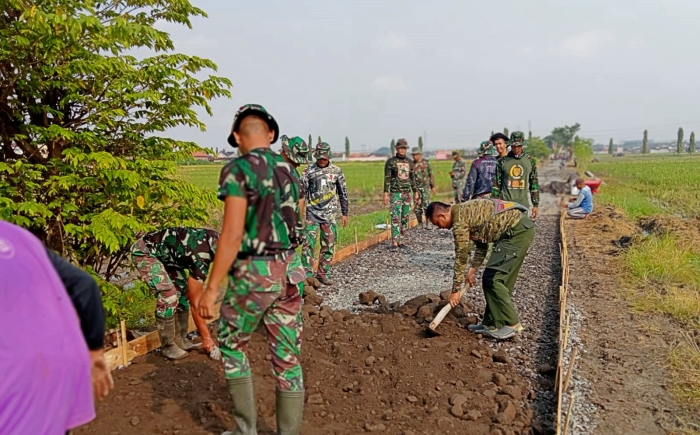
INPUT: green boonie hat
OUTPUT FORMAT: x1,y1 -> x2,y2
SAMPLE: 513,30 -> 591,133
411,147 -> 421,154
280,135 -> 311,165
479,141 -> 497,156
396,138 -> 408,148
452,150 -> 461,157
313,142 -> 332,160
510,131 -> 526,147
227,104 -> 279,148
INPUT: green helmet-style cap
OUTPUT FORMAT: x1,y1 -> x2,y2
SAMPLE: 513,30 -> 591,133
280,135 -> 311,164
509,131 -> 526,147
452,149 -> 462,157
226,104 -> 279,148
313,142 -> 332,160
396,138 -> 408,149
411,146 -> 422,154
479,140 -> 497,156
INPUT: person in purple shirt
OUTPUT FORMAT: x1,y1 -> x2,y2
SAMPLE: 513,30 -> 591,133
0,220 -> 113,435
462,140 -> 499,201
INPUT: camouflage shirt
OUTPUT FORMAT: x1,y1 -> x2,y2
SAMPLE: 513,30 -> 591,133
413,159 -> 434,190
451,199 -> 527,292
218,147 -> 301,255
451,159 -> 468,188
141,227 -> 219,280
492,152 -> 540,207
384,155 -> 416,193
300,162 -> 349,223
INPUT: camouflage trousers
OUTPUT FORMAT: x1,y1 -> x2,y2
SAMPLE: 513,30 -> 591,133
301,221 -> 337,279
218,253 -> 305,391
390,191 -> 411,244
131,239 -> 189,319
453,181 -> 466,203
414,186 -> 431,223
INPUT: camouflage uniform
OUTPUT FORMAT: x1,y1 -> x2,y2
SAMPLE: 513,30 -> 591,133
451,151 -> 468,203
217,145 -> 305,391
450,199 -> 534,329
300,142 -> 349,281
384,138 -> 416,244
411,146 -> 434,224
492,132 -> 540,209
131,227 -> 218,319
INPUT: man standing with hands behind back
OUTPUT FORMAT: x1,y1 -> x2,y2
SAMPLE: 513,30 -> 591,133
383,138 -> 417,250
492,131 -> 540,219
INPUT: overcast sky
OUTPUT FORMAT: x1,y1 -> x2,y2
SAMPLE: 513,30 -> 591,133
159,0 -> 700,152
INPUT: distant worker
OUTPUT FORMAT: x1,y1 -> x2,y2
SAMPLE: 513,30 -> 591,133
131,227 -> 220,360
383,138 -> 417,249
426,199 -> 534,340
561,178 -> 593,219
450,150 -> 468,203
198,104 -> 306,435
411,146 -> 435,228
462,141 -> 499,201
491,132 -> 509,159
300,142 -> 349,286
492,131 -> 540,219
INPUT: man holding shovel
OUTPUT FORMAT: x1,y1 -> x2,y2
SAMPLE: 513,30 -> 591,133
426,198 -> 534,340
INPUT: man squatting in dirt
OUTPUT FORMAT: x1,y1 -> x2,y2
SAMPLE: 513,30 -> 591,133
462,141 -> 499,201
450,150 -> 468,203
560,178 -> 594,219
300,141 -> 349,286
198,104 -> 306,435
411,146 -> 435,228
426,198 -> 535,340
492,131 -> 540,220
383,138 -> 418,249
131,227 -> 220,360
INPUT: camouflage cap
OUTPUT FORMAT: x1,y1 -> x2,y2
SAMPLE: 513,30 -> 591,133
411,146 -> 422,154
510,131 -> 526,147
227,104 -> 279,148
280,135 -> 311,165
479,141 -> 497,156
313,142 -> 332,160
452,150 -> 462,157
396,138 -> 408,149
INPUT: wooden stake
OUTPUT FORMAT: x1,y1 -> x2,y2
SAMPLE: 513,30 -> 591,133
120,320 -> 128,367
563,347 -> 578,393
562,314 -> 571,350
354,227 -> 358,254
562,394 -> 576,435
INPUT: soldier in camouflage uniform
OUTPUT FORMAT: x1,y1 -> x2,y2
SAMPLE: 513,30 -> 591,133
131,227 -> 219,360
300,142 -> 349,286
280,135 -> 312,174
383,138 -> 417,249
492,131 -> 540,219
198,104 -> 305,435
426,198 -> 535,340
411,146 -> 435,228
450,150 -> 468,203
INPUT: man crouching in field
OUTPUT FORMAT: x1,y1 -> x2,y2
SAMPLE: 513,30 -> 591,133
198,104 -> 306,435
426,199 -> 534,340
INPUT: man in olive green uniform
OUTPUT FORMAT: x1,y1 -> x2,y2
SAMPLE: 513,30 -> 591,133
450,150 -> 467,203
383,138 -> 417,249
492,131 -> 540,219
426,198 -> 535,340
411,146 -> 435,228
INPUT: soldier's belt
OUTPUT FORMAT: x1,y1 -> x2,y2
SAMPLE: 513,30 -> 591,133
237,249 -> 296,261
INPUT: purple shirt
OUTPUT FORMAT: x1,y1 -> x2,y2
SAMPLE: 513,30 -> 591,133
0,221 -> 95,434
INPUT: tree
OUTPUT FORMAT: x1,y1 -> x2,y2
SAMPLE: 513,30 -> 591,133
318,135 -> 322,145
345,136 -> 350,156
690,132 -> 696,154
642,130 -> 649,154
525,136 -> 551,161
491,130 -> 494,136
528,131 -> 532,140
418,136 -> 424,152
504,127 -> 509,137
0,2 -> 230,282
677,127 -> 684,153
390,139 -> 396,156
572,137 -> 594,174
608,138 -> 614,155
308,134 -> 313,147
545,123 -> 581,151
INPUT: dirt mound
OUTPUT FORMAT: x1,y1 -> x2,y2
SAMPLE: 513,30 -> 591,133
75,306 -> 534,435
639,214 -> 700,245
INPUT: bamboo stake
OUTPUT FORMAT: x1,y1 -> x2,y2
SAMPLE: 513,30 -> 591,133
120,320 -> 128,367
354,227 -> 358,253
563,347 -> 578,393
562,394 -> 576,435
562,315 -> 571,350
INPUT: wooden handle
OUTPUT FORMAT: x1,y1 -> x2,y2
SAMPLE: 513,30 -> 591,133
429,287 -> 467,330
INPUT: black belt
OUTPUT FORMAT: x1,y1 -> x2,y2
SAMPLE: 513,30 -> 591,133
237,249 -> 296,261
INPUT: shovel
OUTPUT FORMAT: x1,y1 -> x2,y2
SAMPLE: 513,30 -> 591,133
426,286 -> 468,336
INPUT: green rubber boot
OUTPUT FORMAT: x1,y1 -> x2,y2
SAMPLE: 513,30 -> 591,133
156,317 -> 188,360
174,309 -> 198,351
275,389 -> 304,435
222,377 -> 258,435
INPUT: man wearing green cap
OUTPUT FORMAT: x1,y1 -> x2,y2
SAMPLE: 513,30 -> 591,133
450,150 -> 468,203
383,138 -> 417,249
198,104 -> 306,435
280,135 -> 312,230
411,146 -> 435,228
492,131 -> 540,219
462,141 -> 498,201
300,142 -> 349,286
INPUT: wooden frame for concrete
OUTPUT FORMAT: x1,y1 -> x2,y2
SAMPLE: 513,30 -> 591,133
105,217 -> 419,371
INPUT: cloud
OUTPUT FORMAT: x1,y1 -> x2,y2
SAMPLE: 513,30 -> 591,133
372,33 -> 407,52
371,76 -> 408,91
554,30 -> 615,59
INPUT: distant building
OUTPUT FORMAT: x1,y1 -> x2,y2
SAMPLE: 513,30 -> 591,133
191,151 -> 212,162
214,151 -> 236,162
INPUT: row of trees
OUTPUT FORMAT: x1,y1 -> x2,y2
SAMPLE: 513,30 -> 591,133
616,128 -> 698,155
